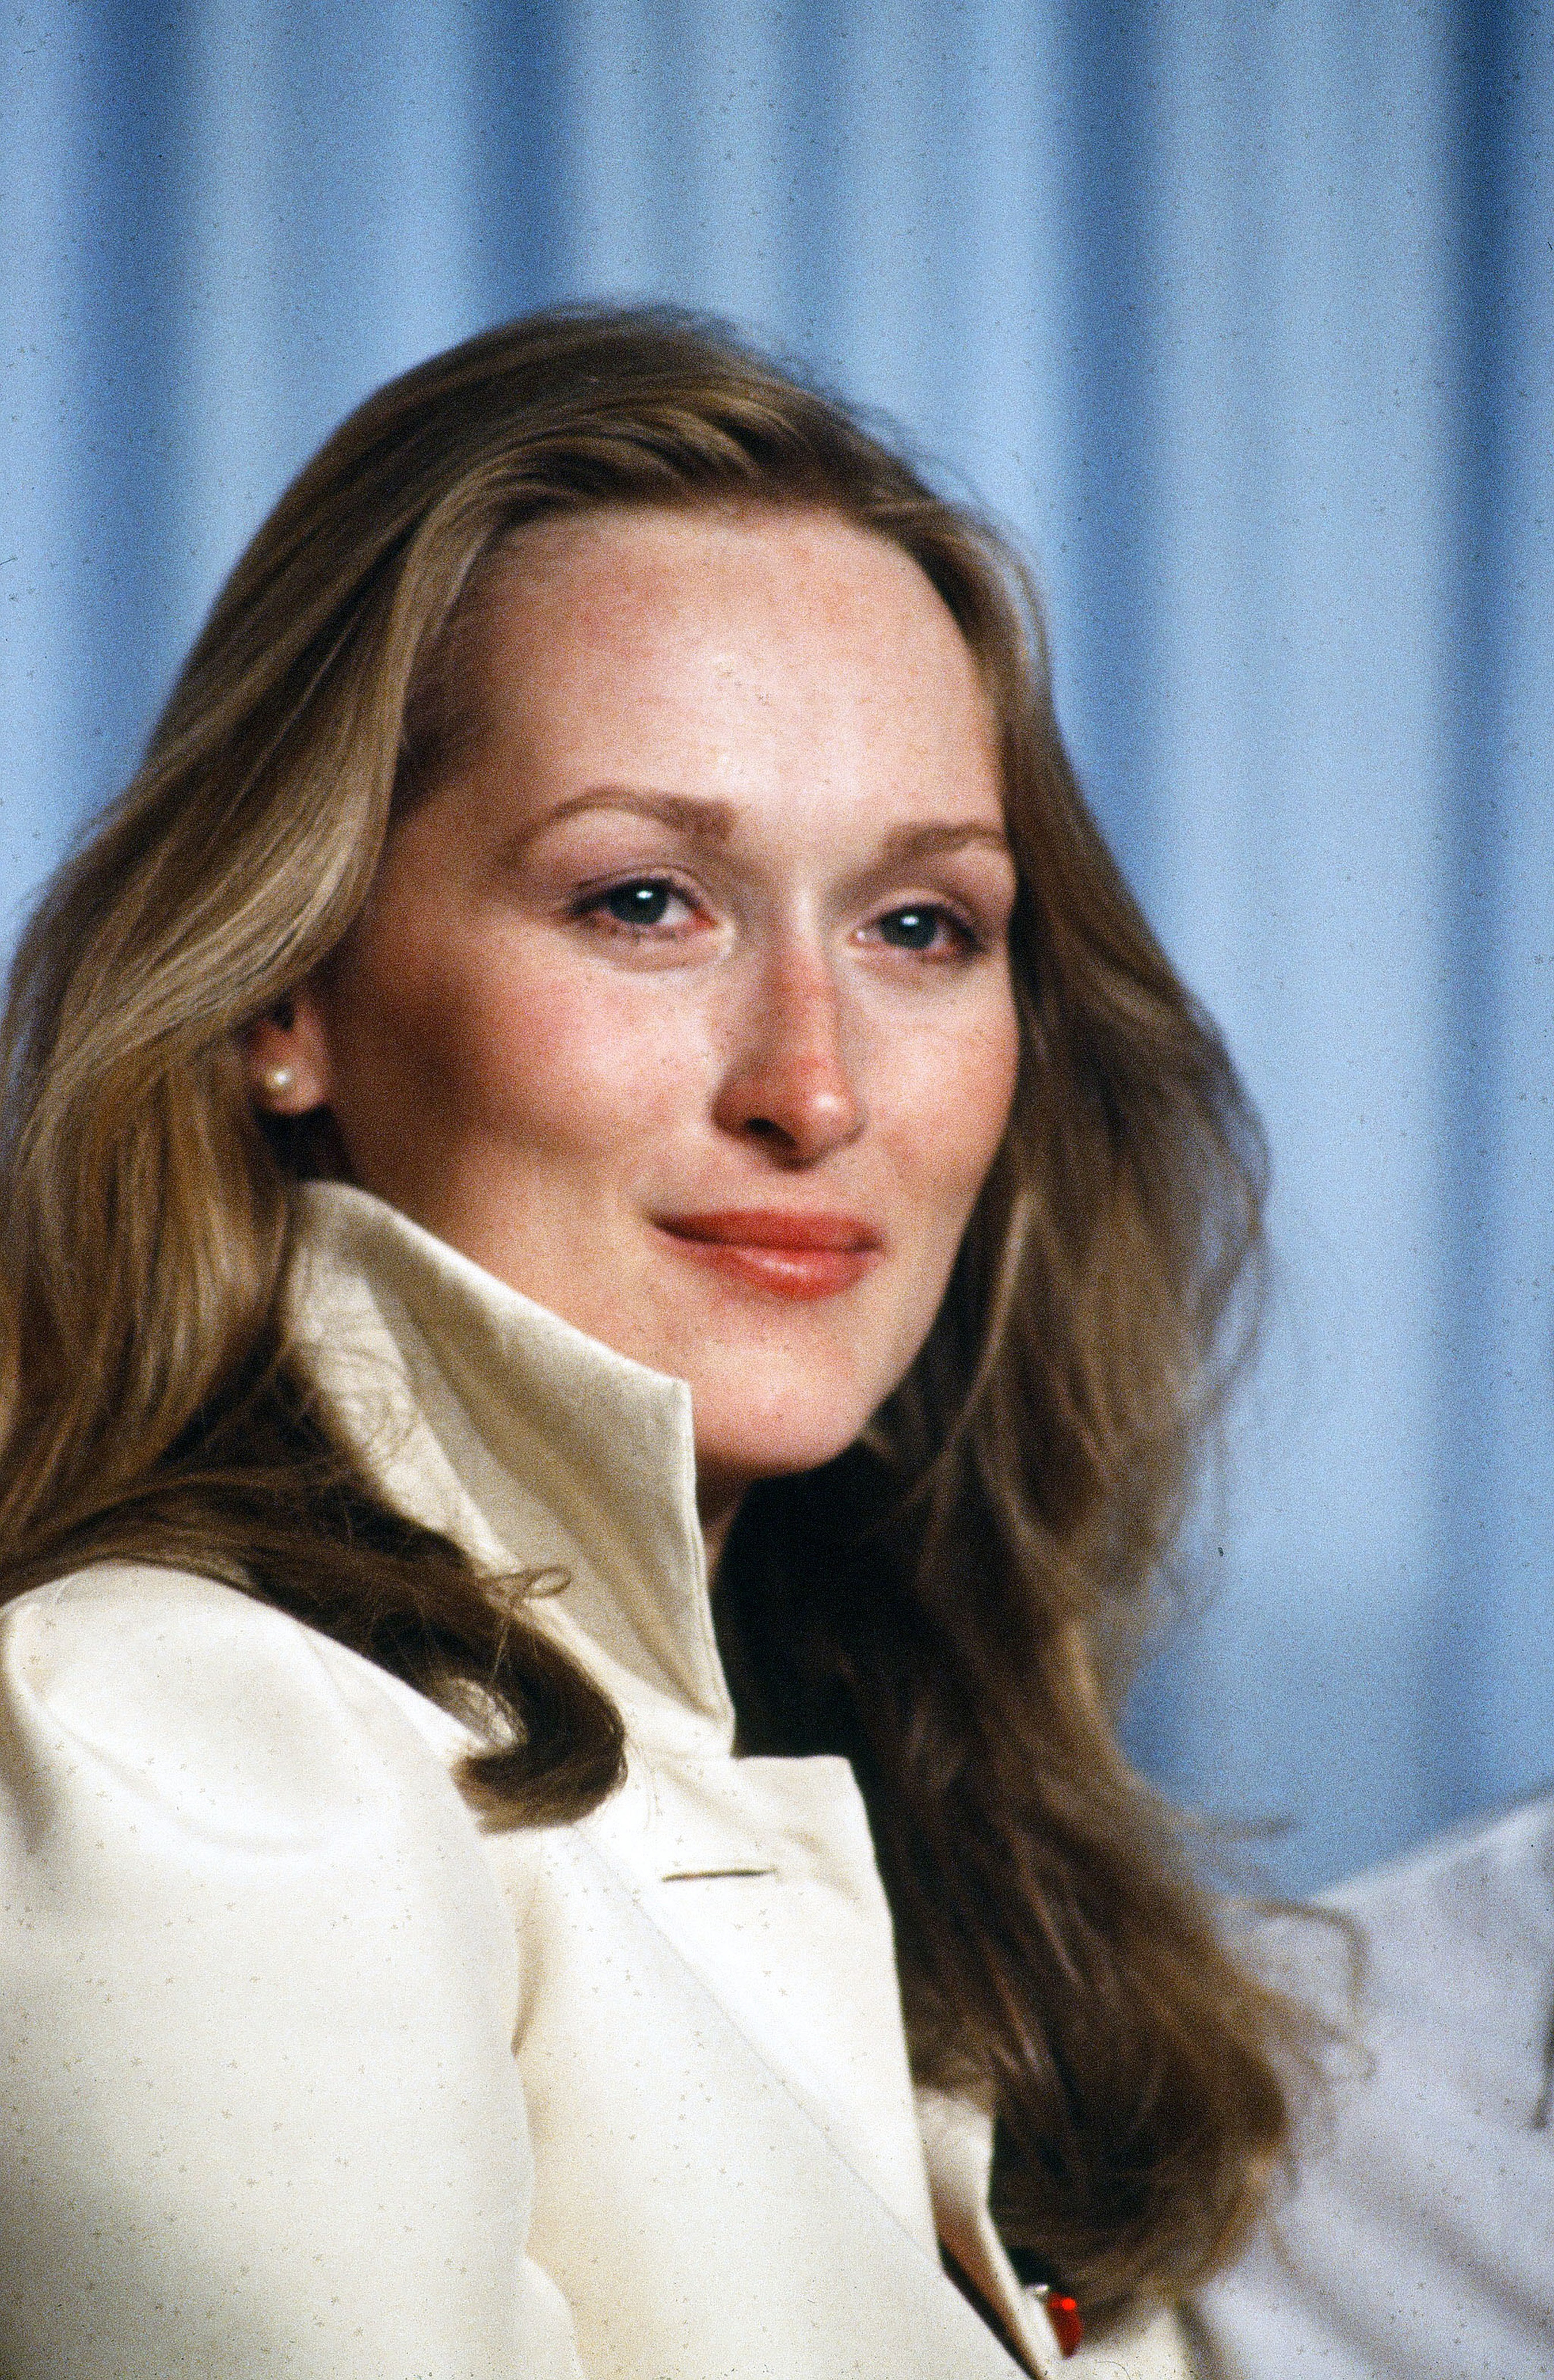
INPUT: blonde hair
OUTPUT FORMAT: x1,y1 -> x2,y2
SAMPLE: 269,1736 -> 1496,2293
0,306 -> 1309,2322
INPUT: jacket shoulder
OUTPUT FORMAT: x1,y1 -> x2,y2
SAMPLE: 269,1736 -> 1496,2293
0,1573 -> 577,2376
1,1560 -> 477,1842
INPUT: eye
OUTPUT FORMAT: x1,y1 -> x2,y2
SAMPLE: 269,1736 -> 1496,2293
878,906 -> 940,951
574,875 -> 706,940
603,880 -> 676,927
871,903 -> 980,957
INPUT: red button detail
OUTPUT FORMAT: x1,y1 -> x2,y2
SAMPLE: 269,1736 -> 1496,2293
1048,2292 -> 1083,2358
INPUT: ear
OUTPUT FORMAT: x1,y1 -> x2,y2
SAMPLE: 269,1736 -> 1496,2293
242,991 -> 334,1116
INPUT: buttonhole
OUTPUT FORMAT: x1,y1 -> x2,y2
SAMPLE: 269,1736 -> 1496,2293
660,1866 -> 776,1883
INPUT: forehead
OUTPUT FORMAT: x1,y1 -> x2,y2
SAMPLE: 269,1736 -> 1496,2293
460,503 -> 1001,799
487,499 -> 962,627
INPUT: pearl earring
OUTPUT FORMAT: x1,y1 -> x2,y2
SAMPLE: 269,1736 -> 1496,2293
259,1061 -> 296,1099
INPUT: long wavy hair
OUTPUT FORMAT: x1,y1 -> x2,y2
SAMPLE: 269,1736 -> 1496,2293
0,306 -> 1308,2327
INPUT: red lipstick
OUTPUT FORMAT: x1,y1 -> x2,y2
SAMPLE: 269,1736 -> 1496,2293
654,1209 -> 881,1299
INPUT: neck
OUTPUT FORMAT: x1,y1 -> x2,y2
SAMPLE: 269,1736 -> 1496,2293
696,1477 -> 746,1581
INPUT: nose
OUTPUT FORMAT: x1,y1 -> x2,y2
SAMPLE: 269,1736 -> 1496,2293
711,943 -> 865,1164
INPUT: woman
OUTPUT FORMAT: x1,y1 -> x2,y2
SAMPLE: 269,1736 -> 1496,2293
0,308 -> 1307,2379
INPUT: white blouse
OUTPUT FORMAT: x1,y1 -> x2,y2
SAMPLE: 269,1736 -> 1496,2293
1191,1792 -> 1554,2378
0,1183 -> 1191,2380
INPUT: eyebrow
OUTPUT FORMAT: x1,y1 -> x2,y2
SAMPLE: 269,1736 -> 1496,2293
509,789 -> 1012,865
873,822 -> 1013,865
508,789 -> 738,852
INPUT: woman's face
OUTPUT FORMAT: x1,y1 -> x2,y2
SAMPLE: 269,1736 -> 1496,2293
274,507 -> 1020,1527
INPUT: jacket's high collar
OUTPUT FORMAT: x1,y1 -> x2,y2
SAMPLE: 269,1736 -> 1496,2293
288,1181 -> 736,1752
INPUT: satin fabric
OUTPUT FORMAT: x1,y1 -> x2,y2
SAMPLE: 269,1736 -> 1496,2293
1192,1792 -> 1554,2379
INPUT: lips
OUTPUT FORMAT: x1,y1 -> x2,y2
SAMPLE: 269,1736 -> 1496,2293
654,1209 -> 882,1299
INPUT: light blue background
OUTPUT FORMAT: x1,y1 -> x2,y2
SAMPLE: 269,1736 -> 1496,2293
5,0 -> 1551,1890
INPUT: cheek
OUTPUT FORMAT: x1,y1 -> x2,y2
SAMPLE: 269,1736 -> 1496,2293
884,1001 -> 1020,1233
348,932 -> 712,1166
863,1004 -> 1018,1406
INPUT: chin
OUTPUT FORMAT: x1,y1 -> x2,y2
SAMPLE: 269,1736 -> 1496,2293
692,1401 -> 877,1501
685,1335 -> 921,1493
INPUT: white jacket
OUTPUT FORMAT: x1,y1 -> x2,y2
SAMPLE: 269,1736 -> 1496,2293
0,1183 -> 1191,2380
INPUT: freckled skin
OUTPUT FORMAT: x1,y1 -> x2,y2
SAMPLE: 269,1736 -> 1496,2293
265,507 -> 1021,1542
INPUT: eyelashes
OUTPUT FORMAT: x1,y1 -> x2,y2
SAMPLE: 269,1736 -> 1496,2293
593,879 -> 690,931
870,904 -> 983,958
573,875 -> 707,940
573,875 -> 992,960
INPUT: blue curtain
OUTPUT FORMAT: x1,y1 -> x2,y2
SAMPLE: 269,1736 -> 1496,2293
4,0 -> 1549,1891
